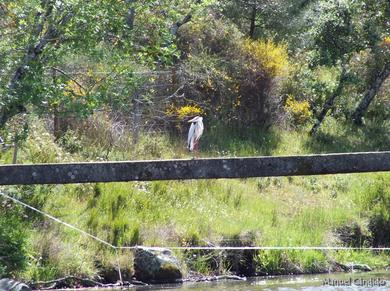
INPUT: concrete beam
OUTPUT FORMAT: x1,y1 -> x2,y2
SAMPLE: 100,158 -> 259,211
0,152 -> 389,185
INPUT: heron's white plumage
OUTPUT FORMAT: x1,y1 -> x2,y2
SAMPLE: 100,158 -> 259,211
187,116 -> 204,151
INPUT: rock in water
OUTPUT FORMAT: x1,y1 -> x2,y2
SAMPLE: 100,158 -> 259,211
134,247 -> 182,283
346,263 -> 372,272
0,279 -> 31,291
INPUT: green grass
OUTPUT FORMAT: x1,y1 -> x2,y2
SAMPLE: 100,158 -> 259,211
0,115 -> 389,280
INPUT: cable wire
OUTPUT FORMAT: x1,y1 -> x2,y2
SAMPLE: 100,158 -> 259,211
0,191 -> 115,249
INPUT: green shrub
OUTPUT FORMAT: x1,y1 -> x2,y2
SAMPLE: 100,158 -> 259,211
358,175 -> 390,246
0,213 -> 28,276
24,229 -> 98,281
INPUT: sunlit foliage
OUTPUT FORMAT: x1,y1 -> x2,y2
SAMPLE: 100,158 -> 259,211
242,39 -> 289,77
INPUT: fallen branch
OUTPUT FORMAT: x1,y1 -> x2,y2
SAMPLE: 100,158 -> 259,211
29,276 -> 104,290
209,275 -> 246,281
29,276 -> 149,290
184,273 -> 246,282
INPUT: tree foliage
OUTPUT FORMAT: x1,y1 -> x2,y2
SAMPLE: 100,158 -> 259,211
0,0 -> 207,127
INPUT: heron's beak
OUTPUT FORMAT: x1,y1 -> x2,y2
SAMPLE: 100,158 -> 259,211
188,116 -> 200,122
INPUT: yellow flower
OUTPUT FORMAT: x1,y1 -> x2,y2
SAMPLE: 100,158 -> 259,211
284,95 -> 312,124
64,80 -> 85,97
166,104 -> 203,120
242,39 -> 289,77
382,36 -> 390,46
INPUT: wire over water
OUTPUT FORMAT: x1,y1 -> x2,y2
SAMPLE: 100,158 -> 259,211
119,246 -> 390,251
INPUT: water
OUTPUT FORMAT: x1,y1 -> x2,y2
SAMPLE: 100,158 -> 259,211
82,271 -> 390,291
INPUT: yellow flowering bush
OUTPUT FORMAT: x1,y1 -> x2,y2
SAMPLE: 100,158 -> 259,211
166,104 -> 203,120
63,80 -> 86,98
284,95 -> 313,125
381,36 -> 390,57
383,36 -> 390,46
242,39 -> 289,77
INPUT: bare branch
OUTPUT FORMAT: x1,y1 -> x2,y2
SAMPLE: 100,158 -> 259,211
51,67 -> 86,90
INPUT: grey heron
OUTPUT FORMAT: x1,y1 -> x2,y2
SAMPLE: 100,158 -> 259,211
187,116 -> 204,157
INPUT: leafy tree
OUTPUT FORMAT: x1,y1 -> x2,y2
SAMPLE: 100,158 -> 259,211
219,0 -> 318,42
351,42 -> 390,124
350,0 -> 390,124
308,0 -> 364,133
0,0 -> 206,130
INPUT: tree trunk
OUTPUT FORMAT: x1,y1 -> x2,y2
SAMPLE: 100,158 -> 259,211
170,14 -> 192,36
351,63 -> 390,125
132,96 -> 142,148
52,69 -> 61,140
170,0 -> 202,36
12,143 -> 18,164
310,66 -> 347,135
249,5 -> 257,39
53,109 -> 61,140
125,0 -> 136,30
